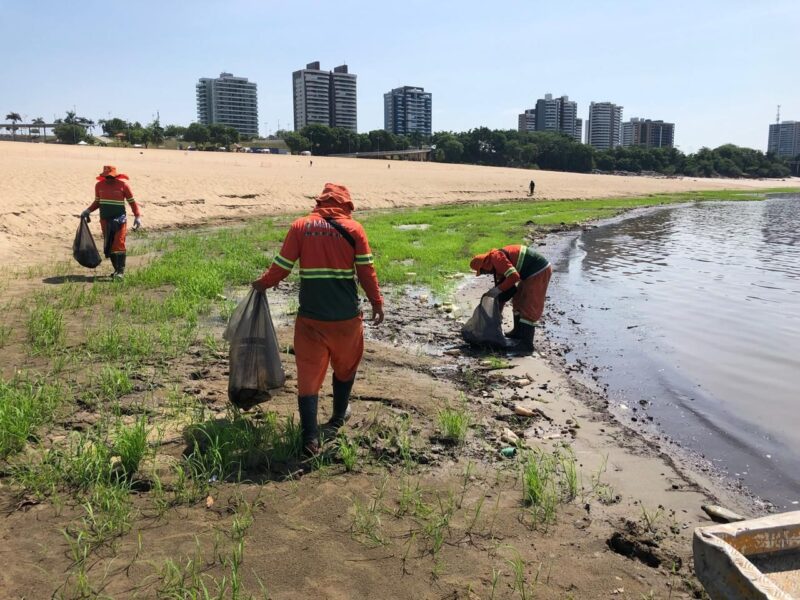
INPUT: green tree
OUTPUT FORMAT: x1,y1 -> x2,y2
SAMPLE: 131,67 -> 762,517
183,122 -> 210,147
99,117 -> 130,137
53,110 -> 88,144
147,118 -> 165,146
31,117 -> 46,142
283,131 -> 311,153
164,124 -> 187,138
5,112 -> 22,141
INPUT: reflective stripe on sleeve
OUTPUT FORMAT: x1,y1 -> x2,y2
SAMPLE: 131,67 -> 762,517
273,254 -> 295,270
355,253 -> 374,265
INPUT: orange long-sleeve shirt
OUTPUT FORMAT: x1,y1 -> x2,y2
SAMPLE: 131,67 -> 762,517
256,206 -> 382,321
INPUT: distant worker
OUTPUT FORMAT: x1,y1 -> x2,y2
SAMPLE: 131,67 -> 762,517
470,244 -> 552,353
80,165 -> 141,278
252,183 -> 385,456
387,163 -> 391,169
309,160 -> 313,167
529,179 -> 535,196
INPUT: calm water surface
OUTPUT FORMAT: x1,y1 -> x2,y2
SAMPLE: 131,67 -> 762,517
548,196 -> 800,506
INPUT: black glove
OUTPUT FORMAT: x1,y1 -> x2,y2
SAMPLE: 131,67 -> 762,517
497,285 -> 518,304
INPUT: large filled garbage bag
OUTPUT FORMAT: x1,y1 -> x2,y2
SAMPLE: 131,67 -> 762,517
72,217 -> 102,269
461,294 -> 514,349
224,289 -> 286,409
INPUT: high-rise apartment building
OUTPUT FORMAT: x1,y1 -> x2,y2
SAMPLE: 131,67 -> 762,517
196,73 -> 258,137
622,118 -> 675,148
586,102 -> 623,150
518,109 -> 536,133
517,94 -> 581,141
768,121 -> 800,158
384,86 -> 432,136
292,62 -> 357,132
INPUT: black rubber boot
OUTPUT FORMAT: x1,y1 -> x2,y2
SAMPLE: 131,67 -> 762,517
506,323 -> 535,356
116,253 -> 126,276
515,323 -> 536,353
109,254 -> 119,276
322,376 -> 354,438
505,314 -> 521,339
298,395 -> 320,456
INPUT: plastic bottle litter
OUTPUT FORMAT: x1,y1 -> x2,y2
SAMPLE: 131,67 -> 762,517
501,428 -> 519,445
514,406 -> 536,417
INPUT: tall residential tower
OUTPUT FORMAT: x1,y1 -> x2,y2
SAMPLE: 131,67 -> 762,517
384,86 -> 432,136
768,121 -> 800,158
292,62 -> 358,132
517,94 -> 581,142
622,118 -> 675,148
586,102 -> 623,150
196,73 -> 259,137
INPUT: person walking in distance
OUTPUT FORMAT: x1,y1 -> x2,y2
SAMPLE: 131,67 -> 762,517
252,183 -> 384,455
529,179 -> 535,196
80,165 -> 141,278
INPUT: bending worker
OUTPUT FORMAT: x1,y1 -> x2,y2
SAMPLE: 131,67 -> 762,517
80,165 -> 141,278
252,183 -> 384,456
470,243 -> 552,353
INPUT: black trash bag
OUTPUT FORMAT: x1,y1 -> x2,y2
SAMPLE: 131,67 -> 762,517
224,289 -> 286,410
72,217 -> 102,269
461,294 -> 514,349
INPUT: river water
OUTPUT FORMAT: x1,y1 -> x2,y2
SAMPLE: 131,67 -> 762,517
547,195 -> 800,507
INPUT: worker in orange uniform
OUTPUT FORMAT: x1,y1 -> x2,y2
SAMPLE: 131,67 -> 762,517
252,183 -> 384,455
470,244 -> 552,353
80,165 -> 141,278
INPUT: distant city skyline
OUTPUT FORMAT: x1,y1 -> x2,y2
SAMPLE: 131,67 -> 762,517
2,1 -> 799,152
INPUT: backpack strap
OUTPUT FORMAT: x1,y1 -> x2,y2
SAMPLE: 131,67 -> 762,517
324,217 -> 357,249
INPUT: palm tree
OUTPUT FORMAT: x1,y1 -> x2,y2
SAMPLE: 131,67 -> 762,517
5,112 -> 21,141
32,117 -> 46,142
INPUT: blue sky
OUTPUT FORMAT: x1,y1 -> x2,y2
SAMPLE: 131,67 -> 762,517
2,0 -> 798,152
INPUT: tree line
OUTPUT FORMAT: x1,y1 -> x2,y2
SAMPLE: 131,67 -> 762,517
6,109 -> 793,178
283,125 -> 792,178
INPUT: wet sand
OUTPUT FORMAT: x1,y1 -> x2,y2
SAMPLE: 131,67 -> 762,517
1,141 -> 795,267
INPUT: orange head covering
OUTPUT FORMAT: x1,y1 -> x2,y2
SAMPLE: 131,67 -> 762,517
316,183 -> 354,212
96,165 -> 129,181
470,251 -> 493,275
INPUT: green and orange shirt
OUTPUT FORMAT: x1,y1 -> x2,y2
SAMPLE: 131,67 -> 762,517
89,178 -> 141,220
487,244 -> 550,291
255,207 -> 383,321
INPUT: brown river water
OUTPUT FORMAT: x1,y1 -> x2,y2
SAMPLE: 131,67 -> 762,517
547,195 -> 800,508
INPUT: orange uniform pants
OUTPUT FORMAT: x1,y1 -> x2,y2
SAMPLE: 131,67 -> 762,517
100,219 -> 128,254
294,315 -> 364,396
512,265 -> 552,325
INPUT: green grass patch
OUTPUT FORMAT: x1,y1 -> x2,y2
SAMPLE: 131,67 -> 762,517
436,402 -> 471,444
27,301 -> 65,354
0,376 -> 66,458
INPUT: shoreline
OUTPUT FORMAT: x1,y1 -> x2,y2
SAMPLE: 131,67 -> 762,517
534,197 -> 794,515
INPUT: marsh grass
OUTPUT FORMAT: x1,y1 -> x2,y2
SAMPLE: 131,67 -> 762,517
183,412 -> 303,484
27,301 -> 65,354
437,402 -> 471,444
521,448 -> 579,528
0,376 -> 65,458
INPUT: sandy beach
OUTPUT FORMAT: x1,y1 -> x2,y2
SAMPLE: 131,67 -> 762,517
1,141 -> 795,267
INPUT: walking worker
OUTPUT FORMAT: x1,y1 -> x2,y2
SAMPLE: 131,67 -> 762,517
252,183 -> 384,455
80,165 -> 141,278
470,244 -> 552,353
529,179 -> 535,196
